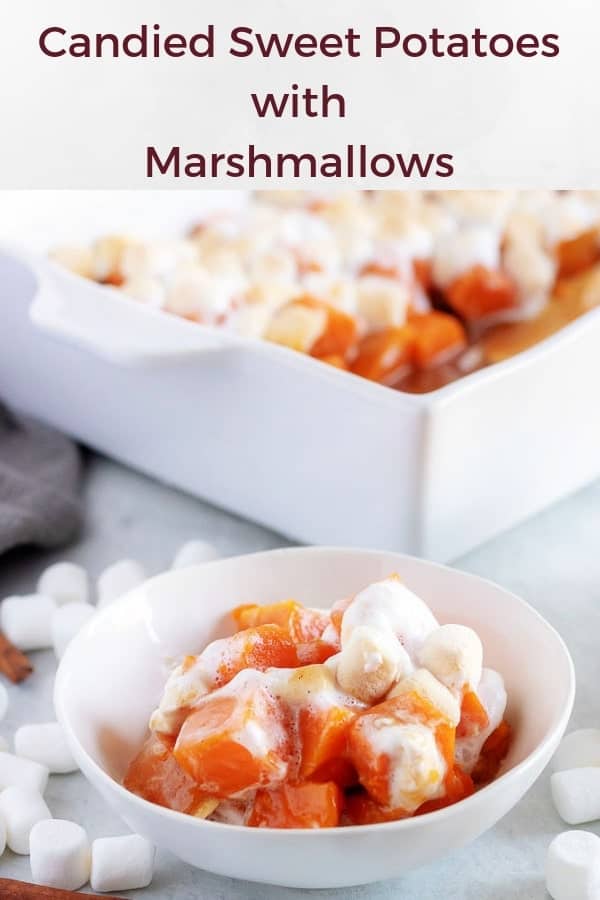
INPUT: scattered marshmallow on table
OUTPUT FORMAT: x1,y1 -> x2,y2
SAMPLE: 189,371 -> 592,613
546,830 -> 600,900
553,730 -> 600,774
37,562 -> 89,606
1,594 -> 56,651
551,768 -> 600,825
0,786 -> 52,854
52,602 -> 96,659
97,559 -> 146,608
0,751 -> 49,793
90,834 -> 155,893
171,540 -> 220,570
15,722 -> 78,775
30,819 -> 91,890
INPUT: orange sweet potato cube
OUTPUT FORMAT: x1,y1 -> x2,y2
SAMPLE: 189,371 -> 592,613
298,704 -> 357,781
409,311 -> 467,369
556,227 -> 600,278
231,601 -> 328,644
174,677 -> 290,797
123,733 -> 213,815
248,781 -> 343,828
446,265 -> 517,320
351,327 -> 414,384
214,624 -> 298,687
457,690 -> 489,739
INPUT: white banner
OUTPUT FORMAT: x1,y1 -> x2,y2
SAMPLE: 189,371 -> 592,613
0,0 -> 598,187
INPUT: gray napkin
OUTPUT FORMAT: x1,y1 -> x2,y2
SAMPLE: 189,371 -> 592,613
0,404 -> 83,554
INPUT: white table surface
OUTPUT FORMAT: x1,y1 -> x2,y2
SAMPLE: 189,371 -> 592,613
1,452 -> 598,899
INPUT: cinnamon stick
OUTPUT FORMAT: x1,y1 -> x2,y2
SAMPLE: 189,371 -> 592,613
0,878 -> 125,899
0,631 -> 33,682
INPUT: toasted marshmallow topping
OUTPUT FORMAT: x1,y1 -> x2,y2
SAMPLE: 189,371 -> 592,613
335,625 -> 411,704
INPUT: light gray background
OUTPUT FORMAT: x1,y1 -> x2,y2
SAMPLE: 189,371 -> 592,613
0,452 -> 597,898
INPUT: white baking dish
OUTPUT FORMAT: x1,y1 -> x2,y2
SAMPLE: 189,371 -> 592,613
1,246 -> 600,561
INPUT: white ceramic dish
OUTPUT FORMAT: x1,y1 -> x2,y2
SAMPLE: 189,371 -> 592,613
54,546 -> 575,889
2,244 -> 600,562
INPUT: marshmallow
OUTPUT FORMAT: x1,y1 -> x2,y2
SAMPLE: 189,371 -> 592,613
341,577 -> 438,658
336,625 -> 409,704
171,540 -> 220,570
0,751 -> 49,793
15,723 -> 78,775
0,681 -> 8,721
432,225 -> 500,289
30,819 -> 90,890
0,786 -> 52,854
355,275 -> 410,329
1,594 -> 56,651
551,768 -> 600,825
418,624 -> 483,695
37,562 -> 89,606
265,302 -> 327,353
553,730 -> 600,774
97,559 -> 146,608
51,602 -> 96,659
546,830 -> 600,900
90,834 -> 155,893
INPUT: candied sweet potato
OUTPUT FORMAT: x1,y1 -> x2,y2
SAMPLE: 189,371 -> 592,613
306,300 -> 358,359
174,679 -> 290,797
214,624 -> 298,687
351,326 -> 414,384
416,765 -> 474,815
472,719 -> 512,785
298,704 -> 357,780
344,790 -> 409,825
232,601 -> 328,644
457,690 -> 489,739
556,227 -> 600,279
348,692 -> 455,808
124,733 -> 214,815
446,265 -> 517,320
248,781 -> 343,828
410,311 -> 467,369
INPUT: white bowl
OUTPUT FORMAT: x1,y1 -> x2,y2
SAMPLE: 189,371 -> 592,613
54,547 -> 575,889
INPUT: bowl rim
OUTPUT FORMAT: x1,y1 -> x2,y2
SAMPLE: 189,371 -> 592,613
55,545 -> 576,837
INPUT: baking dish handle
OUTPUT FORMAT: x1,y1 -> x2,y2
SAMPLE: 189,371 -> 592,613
26,257 -> 233,366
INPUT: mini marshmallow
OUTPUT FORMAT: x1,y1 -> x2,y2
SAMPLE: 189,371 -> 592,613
546,830 -> 600,900
0,681 -> 8,721
37,562 -> 89,606
171,540 -> 220,570
355,275 -> 411,329
30,819 -> 90,890
97,559 -> 146,608
553,730 -> 600,774
432,225 -> 500,289
51,603 -> 96,659
265,302 -> 327,353
336,625 -> 409,704
0,786 -> 52,854
1,594 -> 56,651
90,834 -> 155,893
0,751 -> 49,793
341,577 -> 438,658
551,768 -> 600,826
418,624 -> 483,695
15,723 -> 78,775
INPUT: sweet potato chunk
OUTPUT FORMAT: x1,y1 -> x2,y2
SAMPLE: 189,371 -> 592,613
416,765 -> 474,815
344,791 -> 409,825
124,733 -> 214,815
457,690 -> 489,739
248,781 -> 342,828
556,227 -> 600,278
348,692 -> 455,810
214,625 -> 298,686
232,601 -> 328,644
446,265 -> 517,320
306,299 -> 358,359
410,312 -> 467,369
472,719 -> 512,785
174,677 -> 290,797
351,327 -> 414,384
298,705 -> 357,780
